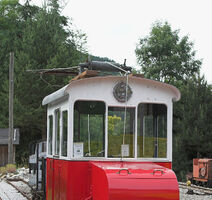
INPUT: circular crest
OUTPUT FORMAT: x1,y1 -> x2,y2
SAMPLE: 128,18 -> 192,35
200,167 -> 206,177
113,81 -> 132,102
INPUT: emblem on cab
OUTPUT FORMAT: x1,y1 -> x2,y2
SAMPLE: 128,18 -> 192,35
113,81 -> 132,102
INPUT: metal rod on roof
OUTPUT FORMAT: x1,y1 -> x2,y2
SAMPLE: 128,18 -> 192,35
8,52 -> 14,164
105,61 -> 129,74
26,66 -> 80,73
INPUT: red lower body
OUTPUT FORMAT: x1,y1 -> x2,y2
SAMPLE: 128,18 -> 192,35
46,158 -> 179,200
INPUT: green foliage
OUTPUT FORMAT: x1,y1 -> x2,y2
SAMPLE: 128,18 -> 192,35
0,167 -> 7,175
173,76 -> 212,180
90,55 -> 115,62
137,136 -> 167,158
108,115 -> 121,135
135,21 -> 202,82
0,164 -> 16,175
135,21 -> 212,181
108,134 -> 134,157
0,0 -> 87,165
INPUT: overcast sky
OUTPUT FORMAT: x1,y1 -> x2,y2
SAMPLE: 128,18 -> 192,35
32,0 -> 212,84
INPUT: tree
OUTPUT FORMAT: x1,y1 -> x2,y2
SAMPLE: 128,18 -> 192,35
173,76 -> 212,180
135,21 -> 202,83
0,0 -> 87,164
135,21 -> 212,181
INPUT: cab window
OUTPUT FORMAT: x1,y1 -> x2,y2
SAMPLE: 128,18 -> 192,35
61,110 -> 68,157
54,109 -> 60,155
48,115 -> 53,155
137,103 -> 167,158
108,107 -> 135,158
74,101 -> 105,157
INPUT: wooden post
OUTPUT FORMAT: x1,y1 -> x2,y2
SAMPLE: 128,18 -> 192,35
8,52 -> 14,164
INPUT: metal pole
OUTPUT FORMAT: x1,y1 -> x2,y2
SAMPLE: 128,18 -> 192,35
8,52 -> 14,164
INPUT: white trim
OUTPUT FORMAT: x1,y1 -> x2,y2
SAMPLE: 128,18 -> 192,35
105,104 -> 108,158
42,85 -> 68,106
167,103 -> 173,162
69,101 -> 73,159
45,155 -> 171,162
136,102 -> 169,160
53,108 -> 60,156
52,113 -> 55,155
46,114 -> 49,155
59,109 -> 62,157
65,76 -> 180,102
61,109 -> 68,157
135,106 -> 138,158
70,99 -> 107,159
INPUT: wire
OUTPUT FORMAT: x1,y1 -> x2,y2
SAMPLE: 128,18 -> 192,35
39,73 -> 63,87
122,75 -> 129,145
121,74 -> 129,160
105,62 -> 129,74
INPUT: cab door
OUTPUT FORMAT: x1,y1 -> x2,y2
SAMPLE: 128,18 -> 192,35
53,109 -> 61,199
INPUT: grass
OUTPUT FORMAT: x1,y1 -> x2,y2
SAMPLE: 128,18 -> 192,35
0,167 -> 7,175
0,164 -> 16,175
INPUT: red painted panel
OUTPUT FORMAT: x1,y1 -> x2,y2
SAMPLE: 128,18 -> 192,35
109,178 -> 179,200
46,160 -> 178,200
59,160 -> 68,200
156,162 -> 172,169
46,158 -> 54,200
91,161 -> 179,200
65,161 -> 91,200
46,159 -> 91,200
92,164 -> 109,200
53,159 -> 60,200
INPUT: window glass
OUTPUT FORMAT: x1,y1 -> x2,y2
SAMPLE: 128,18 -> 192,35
62,110 -> 68,156
48,115 -> 53,155
108,107 -> 135,158
137,104 -> 167,158
54,109 -> 60,155
74,101 -> 105,157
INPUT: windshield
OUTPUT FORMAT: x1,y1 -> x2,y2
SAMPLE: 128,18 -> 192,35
74,101 -> 105,157
137,103 -> 167,158
108,107 -> 135,158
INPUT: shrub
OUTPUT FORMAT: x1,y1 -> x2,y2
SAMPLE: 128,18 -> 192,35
5,164 -> 16,173
0,167 -> 7,175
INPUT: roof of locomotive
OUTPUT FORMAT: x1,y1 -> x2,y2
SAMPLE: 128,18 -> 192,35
42,75 -> 181,106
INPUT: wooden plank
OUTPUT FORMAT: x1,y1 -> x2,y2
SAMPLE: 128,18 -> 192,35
71,70 -> 99,82
129,73 -> 144,78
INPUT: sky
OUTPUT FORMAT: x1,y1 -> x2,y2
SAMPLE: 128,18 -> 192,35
30,0 -> 212,84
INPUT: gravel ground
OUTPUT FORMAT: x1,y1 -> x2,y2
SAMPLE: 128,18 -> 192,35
0,180 -> 27,200
0,168 -> 30,200
11,181 -> 32,199
180,188 -> 212,200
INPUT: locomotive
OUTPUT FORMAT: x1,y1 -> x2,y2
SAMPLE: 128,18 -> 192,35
192,158 -> 212,187
31,61 -> 181,199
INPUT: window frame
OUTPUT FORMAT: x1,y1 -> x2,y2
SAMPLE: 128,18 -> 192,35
72,100 -> 106,158
47,115 -> 53,155
61,110 -> 68,157
69,100 -> 171,162
107,106 -> 136,159
54,108 -> 61,156
137,102 -> 168,159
